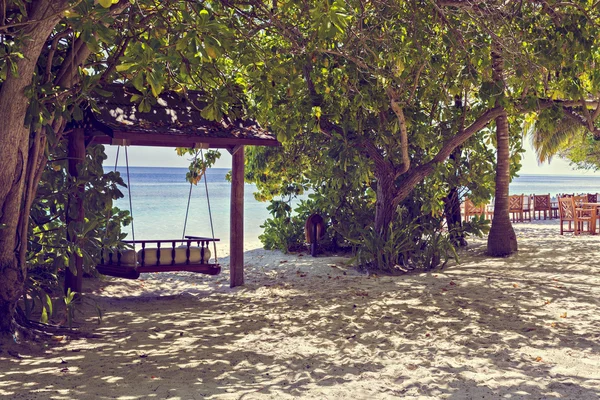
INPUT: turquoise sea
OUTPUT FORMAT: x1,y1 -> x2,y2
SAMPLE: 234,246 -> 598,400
113,168 -> 600,243
112,167 -> 270,245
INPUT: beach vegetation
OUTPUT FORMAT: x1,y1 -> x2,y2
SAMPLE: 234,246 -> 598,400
0,0 -> 242,337
2,0 -> 600,339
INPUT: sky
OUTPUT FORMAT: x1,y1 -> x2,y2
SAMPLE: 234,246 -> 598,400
103,138 -> 599,176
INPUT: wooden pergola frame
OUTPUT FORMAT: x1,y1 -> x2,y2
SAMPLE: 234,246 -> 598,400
65,85 -> 279,292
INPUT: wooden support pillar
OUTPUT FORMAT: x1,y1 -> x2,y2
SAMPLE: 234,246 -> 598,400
230,146 -> 244,287
65,127 -> 85,294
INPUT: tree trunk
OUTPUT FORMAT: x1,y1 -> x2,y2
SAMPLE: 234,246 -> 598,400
65,128 -> 86,294
0,1 -> 68,336
487,44 -> 517,256
374,169 -> 397,239
443,146 -> 467,247
444,187 -> 467,247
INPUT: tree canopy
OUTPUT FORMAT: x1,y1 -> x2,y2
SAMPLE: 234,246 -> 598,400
3,0 -> 600,336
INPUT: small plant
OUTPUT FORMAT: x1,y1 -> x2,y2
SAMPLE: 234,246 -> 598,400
351,216 -> 461,272
62,289 -> 103,329
20,269 -> 58,324
64,288 -> 77,329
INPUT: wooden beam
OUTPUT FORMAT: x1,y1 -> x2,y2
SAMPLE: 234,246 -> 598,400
65,127 -> 86,294
90,131 -> 280,148
227,145 -> 243,155
230,146 -> 244,287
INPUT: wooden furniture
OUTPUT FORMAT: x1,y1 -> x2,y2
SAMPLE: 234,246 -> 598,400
97,238 -> 221,279
558,197 -> 596,235
522,195 -> 532,221
533,194 -> 552,220
463,198 -> 486,221
588,193 -> 598,203
574,195 -> 587,206
551,198 -> 559,219
509,194 -> 524,222
66,84 -> 280,291
485,203 -> 495,220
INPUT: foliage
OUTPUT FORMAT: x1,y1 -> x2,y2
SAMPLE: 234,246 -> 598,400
176,148 -> 221,185
350,215 -> 459,273
28,144 -> 130,277
63,288 -> 102,329
3,0 -> 600,334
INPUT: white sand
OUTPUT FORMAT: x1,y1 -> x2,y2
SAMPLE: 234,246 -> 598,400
1,220 -> 599,399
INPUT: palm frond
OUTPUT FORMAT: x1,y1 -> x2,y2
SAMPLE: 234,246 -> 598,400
528,114 -> 586,163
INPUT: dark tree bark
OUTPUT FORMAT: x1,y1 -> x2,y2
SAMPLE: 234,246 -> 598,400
0,0 -> 69,336
487,43 -> 518,256
443,146 -> 467,247
444,186 -> 467,247
374,164 -> 398,238
65,128 -> 86,294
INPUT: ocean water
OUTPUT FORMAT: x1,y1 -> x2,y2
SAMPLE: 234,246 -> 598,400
510,174 -> 600,197
111,168 -> 600,242
112,167 -> 270,244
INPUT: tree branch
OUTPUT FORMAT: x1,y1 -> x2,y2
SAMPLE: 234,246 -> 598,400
392,106 -> 503,206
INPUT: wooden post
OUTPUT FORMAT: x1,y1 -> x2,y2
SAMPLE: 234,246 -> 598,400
65,127 -> 85,294
230,146 -> 244,287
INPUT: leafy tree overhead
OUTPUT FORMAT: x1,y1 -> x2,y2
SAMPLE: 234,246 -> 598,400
4,0 -> 600,338
0,0 -> 242,337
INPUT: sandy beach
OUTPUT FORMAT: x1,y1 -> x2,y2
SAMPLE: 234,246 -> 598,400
0,220 -> 599,399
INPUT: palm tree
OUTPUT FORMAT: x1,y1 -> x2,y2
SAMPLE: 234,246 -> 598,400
525,112 -> 586,164
487,43 -> 518,256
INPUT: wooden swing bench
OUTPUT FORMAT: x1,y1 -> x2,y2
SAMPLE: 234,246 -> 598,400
96,237 -> 220,279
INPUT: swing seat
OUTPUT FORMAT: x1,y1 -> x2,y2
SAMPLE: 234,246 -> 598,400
97,238 -> 220,279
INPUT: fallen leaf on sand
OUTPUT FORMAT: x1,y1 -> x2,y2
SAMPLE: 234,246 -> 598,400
513,283 -> 519,288
535,356 -> 542,362
560,312 -> 567,318
449,281 -> 456,286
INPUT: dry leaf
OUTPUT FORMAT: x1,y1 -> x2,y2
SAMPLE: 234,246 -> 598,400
449,281 -> 456,286
535,356 -> 542,362
513,283 -> 519,288
560,312 -> 567,318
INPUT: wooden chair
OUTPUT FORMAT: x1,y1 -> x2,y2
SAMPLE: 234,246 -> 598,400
533,194 -> 552,220
574,195 -> 587,207
522,195 -> 532,221
463,198 -> 486,221
558,196 -> 596,235
508,194 -> 524,222
588,193 -> 598,203
485,202 -> 495,220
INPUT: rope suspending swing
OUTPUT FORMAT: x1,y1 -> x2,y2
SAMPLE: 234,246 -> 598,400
181,149 -> 218,263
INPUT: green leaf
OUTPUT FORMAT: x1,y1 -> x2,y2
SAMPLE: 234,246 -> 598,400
132,73 -> 144,92
73,105 -> 83,121
98,0 -> 115,8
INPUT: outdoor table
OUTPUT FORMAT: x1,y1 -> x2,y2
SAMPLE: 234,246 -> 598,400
581,203 -> 600,234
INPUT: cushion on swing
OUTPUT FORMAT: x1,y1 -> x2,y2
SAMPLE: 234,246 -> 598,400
102,249 -> 137,266
138,247 -> 211,265
177,246 -> 212,263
